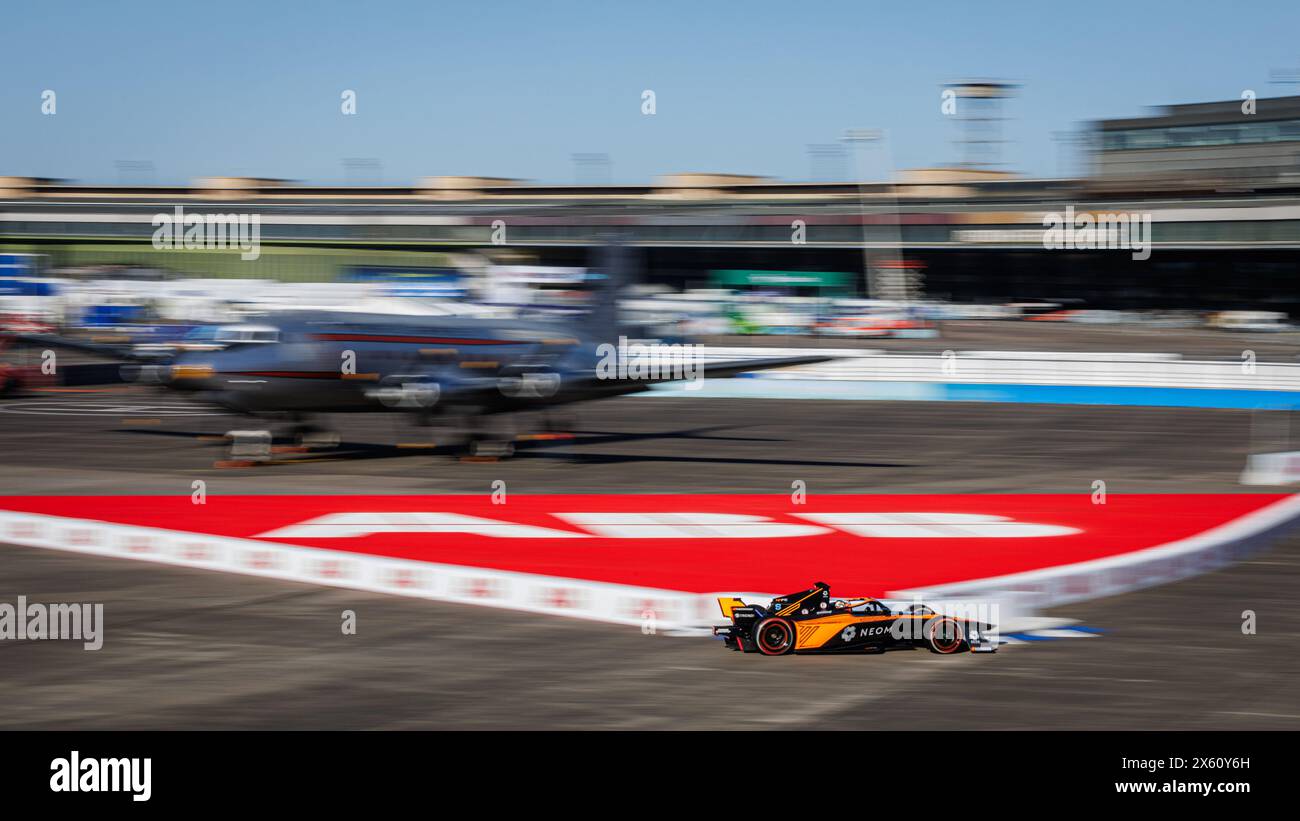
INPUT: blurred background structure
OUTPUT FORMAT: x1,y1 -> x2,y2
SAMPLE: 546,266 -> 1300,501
5,94 -> 1300,334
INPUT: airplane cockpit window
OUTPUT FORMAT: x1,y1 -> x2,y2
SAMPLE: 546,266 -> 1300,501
182,326 -> 223,342
214,325 -> 281,345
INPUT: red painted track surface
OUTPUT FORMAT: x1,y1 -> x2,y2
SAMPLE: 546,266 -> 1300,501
0,494 -> 1285,596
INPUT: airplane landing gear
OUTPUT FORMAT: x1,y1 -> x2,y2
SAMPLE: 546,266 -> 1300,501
289,422 -> 340,449
277,414 -> 339,449
465,438 -> 515,459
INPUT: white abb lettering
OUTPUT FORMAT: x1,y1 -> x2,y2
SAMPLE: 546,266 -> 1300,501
790,512 -> 1079,538
553,513 -> 828,539
257,512 -> 590,539
257,512 -> 1079,540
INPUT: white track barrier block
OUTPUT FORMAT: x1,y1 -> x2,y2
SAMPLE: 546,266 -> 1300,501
1240,451 -> 1300,486
227,430 -> 272,461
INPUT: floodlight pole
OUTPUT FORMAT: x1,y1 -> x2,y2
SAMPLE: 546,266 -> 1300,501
842,128 -> 899,301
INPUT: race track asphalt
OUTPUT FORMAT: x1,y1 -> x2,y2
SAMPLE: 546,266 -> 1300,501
0,383 -> 1296,729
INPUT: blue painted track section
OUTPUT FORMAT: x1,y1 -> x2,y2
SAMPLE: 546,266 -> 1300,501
645,378 -> 1300,409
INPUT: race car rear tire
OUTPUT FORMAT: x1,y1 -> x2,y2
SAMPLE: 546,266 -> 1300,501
754,617 -> 795,656
925,617 -> 966,654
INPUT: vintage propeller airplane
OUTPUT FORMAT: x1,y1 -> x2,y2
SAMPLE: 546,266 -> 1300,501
12,245 -> 827,457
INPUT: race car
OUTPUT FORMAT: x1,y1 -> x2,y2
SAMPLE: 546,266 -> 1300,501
712,582 -> 996,655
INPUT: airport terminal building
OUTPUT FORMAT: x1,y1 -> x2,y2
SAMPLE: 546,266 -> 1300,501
1093,95 -> 1300,188
5,95 -> 1300,313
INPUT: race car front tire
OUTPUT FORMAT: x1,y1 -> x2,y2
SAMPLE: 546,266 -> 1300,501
754,617 -> 795,656
925,617 -> 966,654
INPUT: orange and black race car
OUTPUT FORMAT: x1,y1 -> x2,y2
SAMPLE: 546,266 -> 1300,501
712,582 -> 996,655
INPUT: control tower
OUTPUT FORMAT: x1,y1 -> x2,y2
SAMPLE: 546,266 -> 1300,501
944,80 -> 1019,169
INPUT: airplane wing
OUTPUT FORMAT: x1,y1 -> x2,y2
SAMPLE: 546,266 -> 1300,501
380,353 -> 832,413
502,353 -> 833,407
4,332 -> 154,362
688,354 -> 831,381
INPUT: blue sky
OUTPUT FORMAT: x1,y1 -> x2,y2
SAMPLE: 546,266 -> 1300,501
3,0 -> 1299,184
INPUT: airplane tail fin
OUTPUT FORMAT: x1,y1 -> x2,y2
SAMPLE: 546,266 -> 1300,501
583,238 -> 635,343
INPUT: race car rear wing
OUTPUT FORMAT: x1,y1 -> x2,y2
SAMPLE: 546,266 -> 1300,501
716,597 -> 747,619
